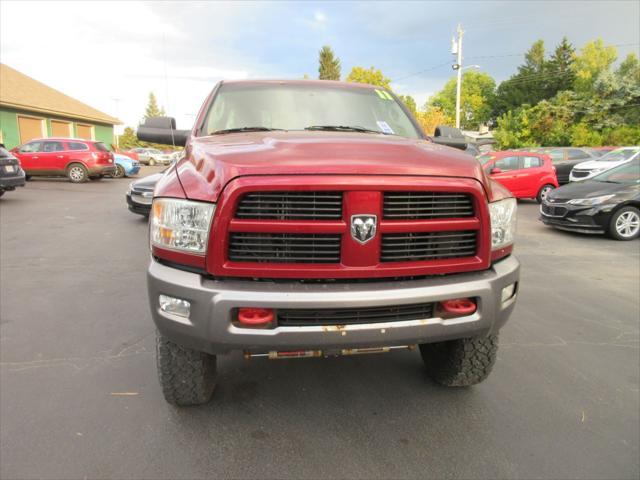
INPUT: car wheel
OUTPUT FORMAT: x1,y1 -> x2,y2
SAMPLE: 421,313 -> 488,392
536,184 -> 555,203
0,191 -> 4,197
609,206 -> 640,241
25,175 -> 32,181
149,158 -> 156,166
156,330 -> 217,406
419,334 -> 498,386
113,164 -> 126,178
67,163 -> 88,183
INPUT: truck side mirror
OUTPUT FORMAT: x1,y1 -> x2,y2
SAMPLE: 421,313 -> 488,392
137,117 -> 190,147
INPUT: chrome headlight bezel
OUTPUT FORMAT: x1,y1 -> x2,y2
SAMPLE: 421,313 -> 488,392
150,198 -> 215,255
489,198 -> 517,250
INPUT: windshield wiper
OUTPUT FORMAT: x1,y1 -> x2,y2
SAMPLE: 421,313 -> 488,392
305,125 -> 384,134
209,127 -> 283,135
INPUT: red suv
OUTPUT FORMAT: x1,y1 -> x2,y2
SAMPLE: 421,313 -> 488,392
478,151 -> 559,203
12,138 -> 115,183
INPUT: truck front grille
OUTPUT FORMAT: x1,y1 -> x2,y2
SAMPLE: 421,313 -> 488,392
228,233 -> 341,263
236,191 -> 343,220
277,302 -> 435,326
381,231 -> 477,262
383,192 -> 474,219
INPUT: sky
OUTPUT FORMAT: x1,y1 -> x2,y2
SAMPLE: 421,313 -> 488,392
1,0 -> 638,132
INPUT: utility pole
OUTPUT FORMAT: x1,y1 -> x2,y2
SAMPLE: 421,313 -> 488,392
452,23 -> 464,129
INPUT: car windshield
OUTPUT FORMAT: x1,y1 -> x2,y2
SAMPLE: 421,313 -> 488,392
593,161 -> 640,184
148,149 -> 162,154
203,83 -> 422,139
597,148 -> 640,162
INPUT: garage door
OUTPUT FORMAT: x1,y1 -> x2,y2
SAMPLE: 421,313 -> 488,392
51,120 -> 72,137
18,116 -> 45,144
76,124 -> 94,140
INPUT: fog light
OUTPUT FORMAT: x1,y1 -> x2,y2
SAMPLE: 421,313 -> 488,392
501,283 -> 516,303
159,295 -> 191,318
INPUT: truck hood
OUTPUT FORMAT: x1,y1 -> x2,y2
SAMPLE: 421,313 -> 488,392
172,131 -> 494,202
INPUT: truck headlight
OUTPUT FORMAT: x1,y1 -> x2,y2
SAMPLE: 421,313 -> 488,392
489,198 -> 517,250
150,198 -> 215,254
567,194 -> 614,206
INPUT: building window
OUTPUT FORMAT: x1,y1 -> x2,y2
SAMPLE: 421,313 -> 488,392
17,115 -> 46,144
75,123 -> 95,140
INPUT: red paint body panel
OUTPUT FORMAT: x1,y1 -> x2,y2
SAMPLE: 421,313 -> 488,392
483,151 -> 558,199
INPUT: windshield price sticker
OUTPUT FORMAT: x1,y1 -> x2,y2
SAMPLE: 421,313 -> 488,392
375,89 -> 393,100
377,121 -> 395,134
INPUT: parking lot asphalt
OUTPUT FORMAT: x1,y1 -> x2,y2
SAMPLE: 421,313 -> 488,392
1,168 -> 639,480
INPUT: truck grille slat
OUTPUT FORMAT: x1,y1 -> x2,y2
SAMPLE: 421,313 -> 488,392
236,191 -> 343,220
229,233 -> 341,263
277,302 -> 435,326
381,231 -> 477,262
383,192 -> 474,219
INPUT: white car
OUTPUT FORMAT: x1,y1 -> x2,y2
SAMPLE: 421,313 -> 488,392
570,146 -> 640,182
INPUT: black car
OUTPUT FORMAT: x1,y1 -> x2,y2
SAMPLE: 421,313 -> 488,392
126,172 -> 163,216
540,160 -> 640,240
529,147 -> 599,185
0,144 -> 26,197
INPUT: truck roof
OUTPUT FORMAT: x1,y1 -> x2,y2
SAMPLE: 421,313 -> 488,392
220,79 -> 383,90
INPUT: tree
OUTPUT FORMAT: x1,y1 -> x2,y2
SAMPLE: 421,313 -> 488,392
318,46 -> 341,80
144,92 -> 166,119
545,37 -> 576,95
617,53 -> 640,82
398,94 -> 417,115
346,66 -> 391,89
572,39 -> 617,93
117,127 -> 140,150
428,71 -> 496,129
415,107 -> 450,136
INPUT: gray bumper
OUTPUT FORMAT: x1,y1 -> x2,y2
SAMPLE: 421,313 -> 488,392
148,256 -> 520,354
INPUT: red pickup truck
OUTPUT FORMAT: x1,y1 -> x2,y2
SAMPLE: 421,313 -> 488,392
138,80 -> 520,406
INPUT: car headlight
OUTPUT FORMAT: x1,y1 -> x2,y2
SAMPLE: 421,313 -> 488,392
489,198 -> 517,250
150,198 -> 215,254
567,194 -> 615,206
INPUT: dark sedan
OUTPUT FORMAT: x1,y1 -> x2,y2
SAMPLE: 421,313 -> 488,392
126,172 -> 162,216
540,160 -> 640,240
0,144 -> 26,197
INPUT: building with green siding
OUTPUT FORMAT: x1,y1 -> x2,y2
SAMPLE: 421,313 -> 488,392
0,63 -> 120,149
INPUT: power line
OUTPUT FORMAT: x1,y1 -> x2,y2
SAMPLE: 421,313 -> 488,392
392,61 -> 451,82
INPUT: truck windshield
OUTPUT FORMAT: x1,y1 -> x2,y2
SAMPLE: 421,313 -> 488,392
203,83 -> 422,139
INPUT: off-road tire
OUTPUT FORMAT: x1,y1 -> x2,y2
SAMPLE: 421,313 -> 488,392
536,184 -> 555,203
419,334 -> 498,386
67,163 -> 88,183
156,330 -> 217,406
608,206 -> 640,241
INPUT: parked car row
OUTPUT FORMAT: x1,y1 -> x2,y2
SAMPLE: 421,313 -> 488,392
0,144 -> 26,197
122,147 -> 178,166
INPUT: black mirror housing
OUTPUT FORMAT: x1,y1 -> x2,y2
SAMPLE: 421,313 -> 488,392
431,125 -> 467,151
137,117 -> 190,146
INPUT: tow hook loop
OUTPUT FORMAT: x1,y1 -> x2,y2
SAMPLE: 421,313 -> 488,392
238,308 -> 275,326
439,298 -> 476,316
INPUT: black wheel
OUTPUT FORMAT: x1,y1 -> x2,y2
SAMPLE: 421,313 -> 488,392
112,164 -> 126,178
156,330 -> 217,406
89,174 -> 103,181
419,334 -> 498,386
609,206 -> 640,241
0,191 -> 4,197
536,184 -> 555,203
67,163 -> 88,183
25,175 -> 32,181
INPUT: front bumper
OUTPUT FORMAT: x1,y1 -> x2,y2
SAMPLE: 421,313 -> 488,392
148,255 -> 520,355
126,193 -> 151,216
539,201 -> 613,234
